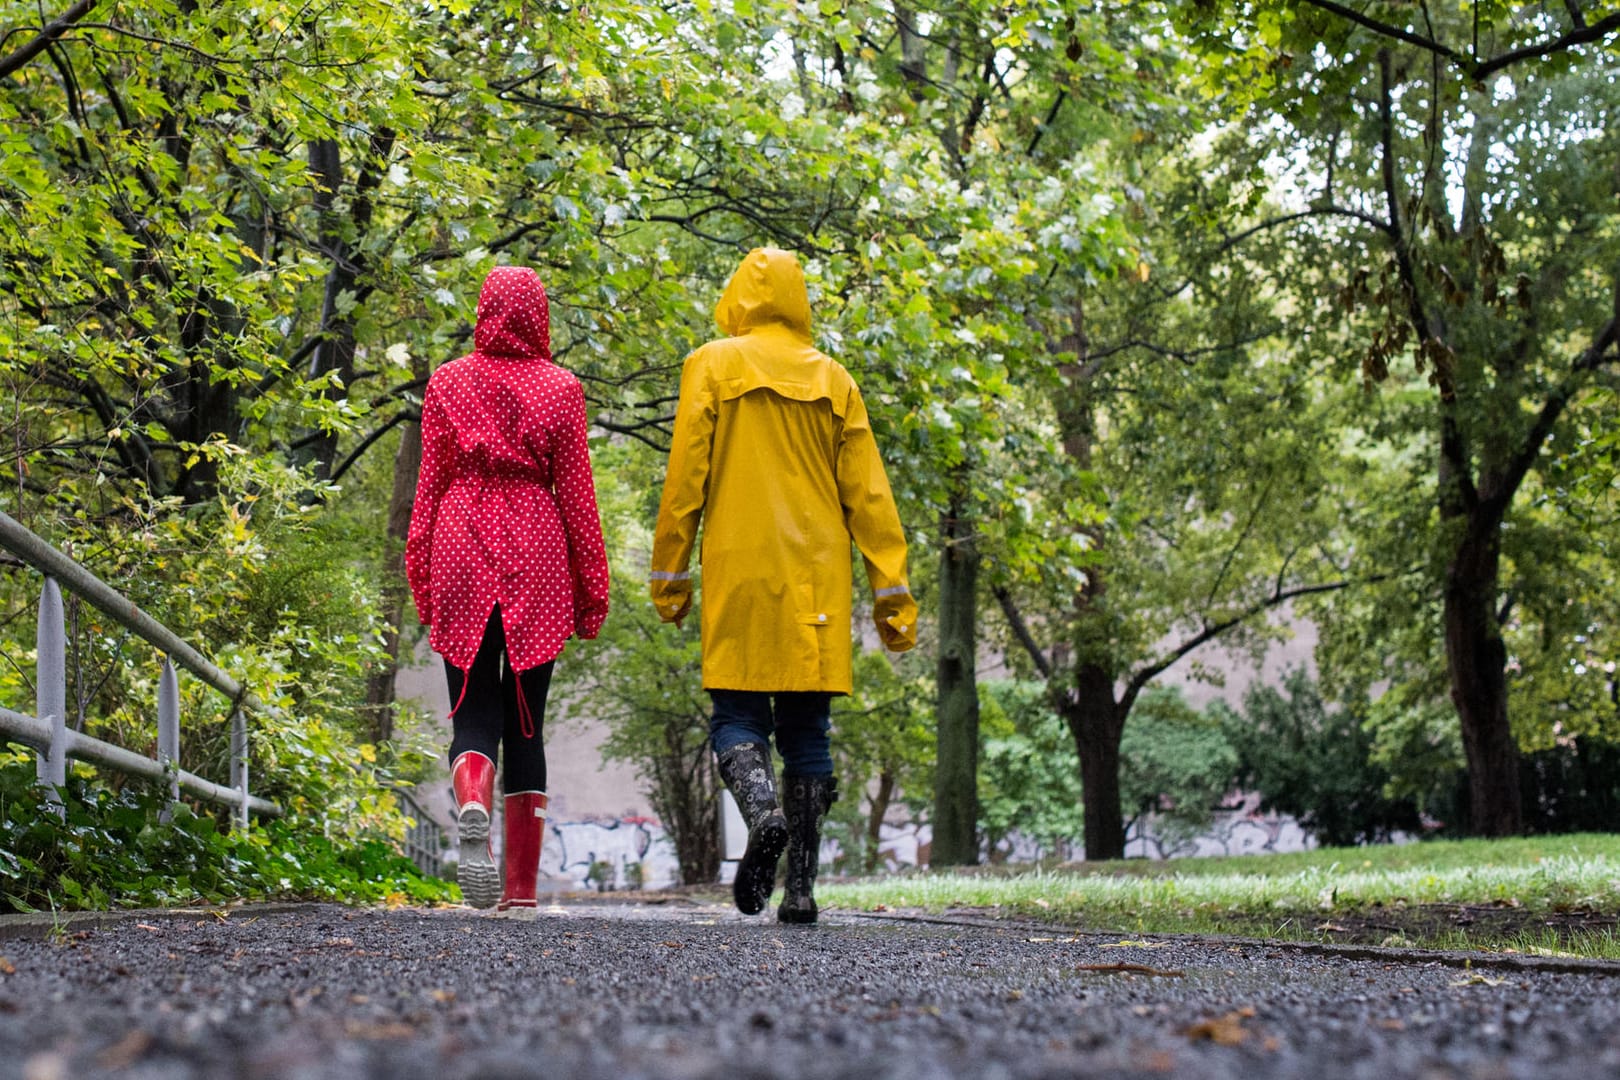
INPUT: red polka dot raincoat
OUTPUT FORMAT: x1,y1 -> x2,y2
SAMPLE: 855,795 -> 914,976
405,267 -> 610,683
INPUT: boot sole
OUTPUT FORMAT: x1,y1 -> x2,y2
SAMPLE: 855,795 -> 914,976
458,808 -> 499,909
777,904 -> 818,925
733,815 -> 789,916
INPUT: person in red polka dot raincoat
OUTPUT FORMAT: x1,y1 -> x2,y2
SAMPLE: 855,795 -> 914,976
406,266 -> 610,912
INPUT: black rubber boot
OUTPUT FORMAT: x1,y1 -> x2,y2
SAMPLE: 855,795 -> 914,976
778,774 -> 837,925
717,742 -> 788,916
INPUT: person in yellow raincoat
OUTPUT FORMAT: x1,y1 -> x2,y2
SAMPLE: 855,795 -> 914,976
650,247 -> 917,924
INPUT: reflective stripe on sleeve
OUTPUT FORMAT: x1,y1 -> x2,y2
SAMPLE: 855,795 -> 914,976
874,585 -> 910,598
649,570 -> 691,581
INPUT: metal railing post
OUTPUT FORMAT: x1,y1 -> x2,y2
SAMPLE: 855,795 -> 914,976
35,576 -> 67,812
157,657 -> 180,821
230,707 -> 249,831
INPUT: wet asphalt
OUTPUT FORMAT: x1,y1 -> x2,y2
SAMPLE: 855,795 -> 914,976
0,899 -> 1618,1079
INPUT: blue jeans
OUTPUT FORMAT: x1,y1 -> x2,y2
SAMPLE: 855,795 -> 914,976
709,690 -> 833,777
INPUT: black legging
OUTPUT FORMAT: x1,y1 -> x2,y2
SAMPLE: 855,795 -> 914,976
445,606 -> 554,794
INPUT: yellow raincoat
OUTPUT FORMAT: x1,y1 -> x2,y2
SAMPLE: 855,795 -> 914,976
650,248 -> 917,693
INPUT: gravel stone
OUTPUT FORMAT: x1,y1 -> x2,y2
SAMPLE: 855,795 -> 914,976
0,900 -> 1617,1078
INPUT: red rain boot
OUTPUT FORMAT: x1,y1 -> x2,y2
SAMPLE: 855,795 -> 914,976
451,752 -> 499,909
498,790 -> 549,911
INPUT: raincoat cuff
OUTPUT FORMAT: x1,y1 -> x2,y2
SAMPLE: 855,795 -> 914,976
649,570 -> 693,623
874,590 -> 917,652
576,606 -> 607,640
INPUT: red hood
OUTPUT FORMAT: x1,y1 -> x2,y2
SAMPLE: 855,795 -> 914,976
474,266 -> 551,359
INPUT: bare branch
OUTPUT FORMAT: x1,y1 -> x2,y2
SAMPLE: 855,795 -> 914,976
1472,11 -> 1620,80
331,410 -> 418,483
1298,0 -> 1468,67
0,0 -> 97,80
1126,578 -> 1362,697
992,584 -> 1052,679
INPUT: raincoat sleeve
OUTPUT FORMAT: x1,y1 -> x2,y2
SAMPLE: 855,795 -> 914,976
649,350 -> 716,624
404,382 -> 456,626
554,378 -> 611,639
836,383 -> 918,652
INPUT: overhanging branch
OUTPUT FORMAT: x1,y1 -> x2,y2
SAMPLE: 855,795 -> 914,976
0,0 -> 97,80
992,584 -> 1052,679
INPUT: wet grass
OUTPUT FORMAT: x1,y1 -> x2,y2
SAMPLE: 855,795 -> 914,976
816,833 -> 1620,958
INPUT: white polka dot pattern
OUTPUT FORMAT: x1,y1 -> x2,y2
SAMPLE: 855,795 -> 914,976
405,267 -> 611,675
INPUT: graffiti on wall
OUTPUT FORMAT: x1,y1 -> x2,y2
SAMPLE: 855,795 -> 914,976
542,815 -> 681,891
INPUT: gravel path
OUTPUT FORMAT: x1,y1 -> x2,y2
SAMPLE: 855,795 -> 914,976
1,899 -> 1618,1079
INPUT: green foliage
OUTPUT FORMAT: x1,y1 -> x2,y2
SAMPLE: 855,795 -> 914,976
819,834 -> 1620,954
0,763 -> 453,913
977,681 -> 1084,858
1222,669 -> 1423,846
554,443 -> 719,885
824,637 -> 935,874
1120,688 -> 1240,841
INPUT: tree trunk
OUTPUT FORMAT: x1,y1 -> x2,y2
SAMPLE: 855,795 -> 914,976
865,768 -> 896,874
1065,663 -> 1126,860
649,720 -> 720,886
932,492 -> 980,866
1444,511 -> 1522,836
1050,292 -> 1128,860
363,404 -> 424,748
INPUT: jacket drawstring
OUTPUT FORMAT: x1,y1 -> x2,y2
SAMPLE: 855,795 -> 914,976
448,663 -> 472,718
514,668 -> 536,739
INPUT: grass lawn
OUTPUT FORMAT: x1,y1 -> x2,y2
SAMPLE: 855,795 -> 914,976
817,833 -> 1620,958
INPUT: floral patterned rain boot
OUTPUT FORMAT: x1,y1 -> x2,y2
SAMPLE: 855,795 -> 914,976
778,774 -> 838,925
717,741 -> 788,916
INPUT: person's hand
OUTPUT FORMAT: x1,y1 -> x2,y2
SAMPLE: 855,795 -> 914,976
877,611 -> 916,652
873,589 -> 918,652
576,603 -> 608,640
658,593 -> 692,627
651,577 -> 693,627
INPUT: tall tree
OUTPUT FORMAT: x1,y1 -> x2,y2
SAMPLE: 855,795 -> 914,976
1173,0 -> 1620,835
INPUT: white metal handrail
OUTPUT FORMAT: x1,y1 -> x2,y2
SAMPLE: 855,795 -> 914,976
0,508 -> 280,823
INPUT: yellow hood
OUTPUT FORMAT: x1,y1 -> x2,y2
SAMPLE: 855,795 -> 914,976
714,248 -> 812,339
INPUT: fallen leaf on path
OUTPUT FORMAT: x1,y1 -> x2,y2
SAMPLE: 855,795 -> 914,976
96,1030 -> 151,1069
869,904 -> 889,912
1378,1019 -> 1405,1031
0,957 -> 14,975
1316,923 -> 1348,932
1449,974 -> 1507,988
430,989 -> 456,1003
1182,1007 -> 1257,1046
1077,963 -> 1184,978
135,924 -> 161,933
1032,898 -> 1050,908
343,1020 -> 415,1040
662,940 -> 686,949
1099,939 -> 1170,949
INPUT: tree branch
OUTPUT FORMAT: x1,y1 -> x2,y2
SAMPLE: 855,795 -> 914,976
0,0 -> 97,80
1488,313 -> 1619,509
992,584 -> 1052,679
1472,11 -> 1620,80
1298,0 -> 1468,67
330,410 -> 418,483
1301,0 -> 1618,81
1126,578 -> 1360,698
